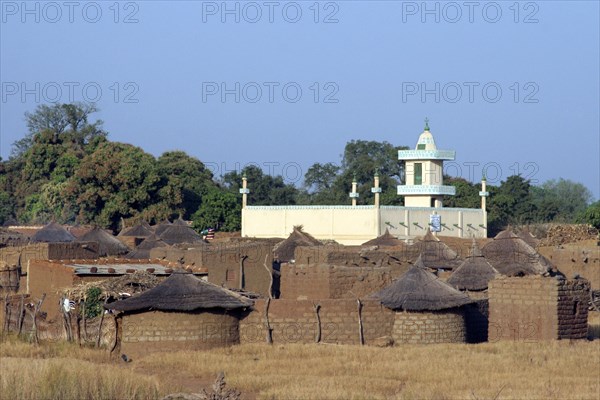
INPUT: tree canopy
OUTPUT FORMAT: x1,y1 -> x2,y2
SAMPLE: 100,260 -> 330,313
0,103 -> 595,234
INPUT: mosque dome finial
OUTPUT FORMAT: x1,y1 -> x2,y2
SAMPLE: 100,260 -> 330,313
424,117 -> 430,131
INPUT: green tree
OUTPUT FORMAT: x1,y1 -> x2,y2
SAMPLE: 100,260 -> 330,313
223,165 -> 298,205
67,142 -> 160,230
531,179 -> 593,222
192,189 -> 241,232
442,176 -> 480,209
487,175 -> 535,234
577,201 -> 600,229
156,151 -> 216,219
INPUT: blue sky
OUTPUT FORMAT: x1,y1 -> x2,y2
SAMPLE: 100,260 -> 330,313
1,1 -> 599,198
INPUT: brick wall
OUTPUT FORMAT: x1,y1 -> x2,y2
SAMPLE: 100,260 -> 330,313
392,310 -> 466,344
119,310 -> 241,358
280,264 -> 405,300
538,244 -> 600,288
152,242 -> 274,296
488,276 -> 589,341
239,299 -> 394,345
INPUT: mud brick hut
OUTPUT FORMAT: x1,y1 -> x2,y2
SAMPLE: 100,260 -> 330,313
482,229 -> 553,276
447,241 -> 500,342
362,229 -> 406,248
125,234 -> 170,259
159,217 -> 204,245
410,229 -> 462,273
152,219 -> 173,236
273,226 -> 322,263
26,259 -> 206,319
118,221 -> 154,248
76,227 -> 129,257
488,275 -> 590,341
375,255 -> 473,344
106,272 -> 253,357
30,222 -> 76,243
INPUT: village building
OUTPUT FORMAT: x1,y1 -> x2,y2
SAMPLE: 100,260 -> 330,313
76,226 -> 130,257
24,259 -> 207,319
158,218 -> 204,245
482,229 -> 554,276
106,272 -> 253,358
125,233 -> 170,259
117,221 -> 154,248
30,221 -> 76,243
374,255 -> 473,344
240,121 -> 488,244
447,240 -> 499,342
488,275 -> 590,341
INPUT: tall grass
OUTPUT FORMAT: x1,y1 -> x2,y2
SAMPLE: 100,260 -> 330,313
0,336 -> 165,400
138,341 -> 600,400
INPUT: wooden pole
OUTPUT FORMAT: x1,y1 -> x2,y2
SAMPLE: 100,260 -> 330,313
31,294 -> 46,345
3,294 -> 11,333
263,255 -> 273,299
17,295 -> 25,336
357,298 -> 364,346
96,300 -> 108,348
313,303 -> 321,343
264,298 -> 273,345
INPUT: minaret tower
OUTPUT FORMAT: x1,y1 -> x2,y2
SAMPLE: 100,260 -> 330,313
397,119 -> 456,207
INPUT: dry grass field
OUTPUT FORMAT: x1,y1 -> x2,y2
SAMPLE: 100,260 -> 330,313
1,313 -> 599,400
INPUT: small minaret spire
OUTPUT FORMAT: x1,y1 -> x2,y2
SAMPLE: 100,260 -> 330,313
240,173 -> 249,208
350,173 -> 359,206
372,169 -> 381,208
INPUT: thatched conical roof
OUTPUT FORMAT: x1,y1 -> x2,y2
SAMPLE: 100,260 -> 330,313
517,229 -> 540,248
106,272 -> 253,312
118,221 -> 153,238
172,216 -> 188,226
362,229 -> 404,247
125,234 -> 170,259
77,227 -> 129,256
482,229 -> 551,276
153,219 -> 172,236
447,241 -> 499,291
410,229 -> 461,270
30,222 -> 76,243
374,255 -> 472,311
159,223 -> 203,245
273,226 -> 322,262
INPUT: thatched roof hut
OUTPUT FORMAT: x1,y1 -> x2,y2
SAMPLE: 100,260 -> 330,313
273,226 -> 322,262
159,223 -> 203,245
362,229 -> 404,247
30,222 -> 76,243
517,229 -> 540,248
118,221 -> 153,238
153,219 -> 172,236
125,234 -> 169,259
106,272 -> 253,312
375,255 -> 472,311
410,229 -> 461,270
482,229 -> 552,276
447,241 -> 499,291
77,227 -> 129,256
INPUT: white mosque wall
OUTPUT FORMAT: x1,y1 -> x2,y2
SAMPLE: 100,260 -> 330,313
242,206 -> 486,245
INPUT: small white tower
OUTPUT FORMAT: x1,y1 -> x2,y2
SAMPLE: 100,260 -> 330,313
397,119 -> 456,207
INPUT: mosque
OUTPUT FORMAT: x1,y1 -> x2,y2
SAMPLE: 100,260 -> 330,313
241,121 -> 488,245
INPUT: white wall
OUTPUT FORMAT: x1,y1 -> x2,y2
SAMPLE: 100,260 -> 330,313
242,206 -> 487,245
